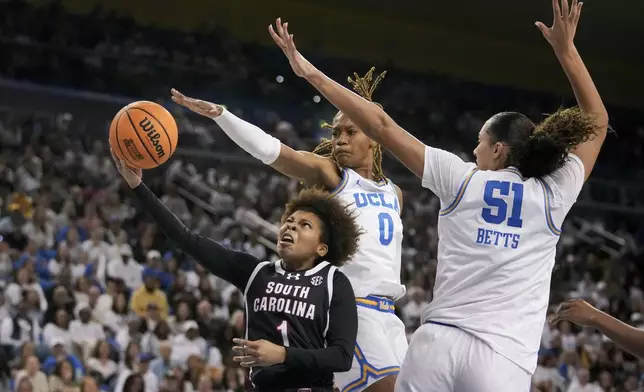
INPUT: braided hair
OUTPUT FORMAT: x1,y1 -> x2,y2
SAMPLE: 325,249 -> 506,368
312,67 -> 387,182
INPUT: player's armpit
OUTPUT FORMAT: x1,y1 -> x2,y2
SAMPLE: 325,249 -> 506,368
131,183 -> 260,290
543,153 -> 585,210
270,147 -> 342,189
422,146 -> 476,203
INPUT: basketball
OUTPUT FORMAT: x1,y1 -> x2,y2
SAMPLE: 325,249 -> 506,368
109,101 -> 178,169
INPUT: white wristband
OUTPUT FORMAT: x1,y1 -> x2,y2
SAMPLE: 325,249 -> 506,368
213,109 -> 282,165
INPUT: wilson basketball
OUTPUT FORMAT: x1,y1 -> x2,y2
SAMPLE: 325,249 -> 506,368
109,101 -> 178,169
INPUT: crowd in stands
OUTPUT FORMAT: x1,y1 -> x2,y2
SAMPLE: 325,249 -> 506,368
1,1 -> 643,392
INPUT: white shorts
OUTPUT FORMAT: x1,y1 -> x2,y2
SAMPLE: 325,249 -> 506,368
335,296 -> 408,392
395,322 -> 531,392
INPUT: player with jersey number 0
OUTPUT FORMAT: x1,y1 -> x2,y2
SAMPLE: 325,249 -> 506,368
110,148 -> 362,392
270,0 -> 609,390
171,68 -> 408,391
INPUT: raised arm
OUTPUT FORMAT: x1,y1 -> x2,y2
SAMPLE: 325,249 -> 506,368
170,89 -> 341,188
268,20 -> 426,179
536,0 -> 608,181
110,149 -> 260,291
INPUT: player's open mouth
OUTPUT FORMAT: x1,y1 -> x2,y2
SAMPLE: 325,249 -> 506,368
280,233 -> 294,244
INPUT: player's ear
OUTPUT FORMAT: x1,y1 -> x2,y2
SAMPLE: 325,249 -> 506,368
492,142 -> 507,160
316,243 -> 328,258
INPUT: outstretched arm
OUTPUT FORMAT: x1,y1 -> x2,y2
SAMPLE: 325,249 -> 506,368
110,149 -> 260,291
536,0 -> 608,181
552,299 -> 644,358
170,89 -> 341,188
268,20 -> 426,179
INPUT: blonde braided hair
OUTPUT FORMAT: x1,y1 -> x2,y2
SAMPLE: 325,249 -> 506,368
312,67 -> 387,182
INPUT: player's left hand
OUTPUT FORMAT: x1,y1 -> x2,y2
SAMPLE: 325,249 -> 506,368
535,0 -> 583,54
232,338 -> 286,367
269,18 -> 317,80
549,298 -> 601,327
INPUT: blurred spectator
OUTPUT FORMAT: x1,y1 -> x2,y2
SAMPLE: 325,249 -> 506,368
69,306 -> 106,358
42,310 -> 72,352
141,320 -> 171,357
106,246 -> 142,292
567,367 -> 602,392
79,377 -> 100,392
0,299 -> 40,359
41,339 -> 84,378
149,342 -> 172,382
48,360 -> 80,392
15,378 -> 34,392
129,271 -> 168,320
170,321 -> 206,367
119,373 -> 144,392
85,341 -> 117,386
14,356 -> 48,392
138,354 -> 158,392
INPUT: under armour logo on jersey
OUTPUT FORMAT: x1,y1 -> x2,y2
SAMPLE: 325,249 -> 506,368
310,276 -> 324,286
286,273 -> 300,280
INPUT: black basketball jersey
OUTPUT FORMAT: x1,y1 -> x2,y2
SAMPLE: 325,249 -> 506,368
245,260 -> 338,388
133,183 -> 358,391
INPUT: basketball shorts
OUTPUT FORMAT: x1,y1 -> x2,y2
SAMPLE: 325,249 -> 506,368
334,296 -> 408,392
395,322 -> 531,392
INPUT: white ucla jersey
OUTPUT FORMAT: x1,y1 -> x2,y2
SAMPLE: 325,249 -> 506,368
420,146 -> 586,374
331,168 -> 405,299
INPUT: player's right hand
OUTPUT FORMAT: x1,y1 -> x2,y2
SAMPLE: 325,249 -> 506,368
549,298 -> 601,327
269,18 -> 317,79
535,0 -> 582,54
170,89 -> 223,119
110,148 -> 142,189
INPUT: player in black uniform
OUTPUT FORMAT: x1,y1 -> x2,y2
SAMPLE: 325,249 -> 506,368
111,150 -> 361,392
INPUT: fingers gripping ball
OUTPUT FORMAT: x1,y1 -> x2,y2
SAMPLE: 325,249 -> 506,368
109,101 -> 178,169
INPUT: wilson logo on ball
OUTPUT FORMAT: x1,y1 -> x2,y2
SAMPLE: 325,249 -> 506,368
123,139 -> 144,161
139,117 -> 166,159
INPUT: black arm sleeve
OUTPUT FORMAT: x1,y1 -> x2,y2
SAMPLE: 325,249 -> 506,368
283,271 -> 357,372
132,183 -> 260,291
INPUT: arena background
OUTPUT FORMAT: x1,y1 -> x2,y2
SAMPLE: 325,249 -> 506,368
0,0 -> 643,391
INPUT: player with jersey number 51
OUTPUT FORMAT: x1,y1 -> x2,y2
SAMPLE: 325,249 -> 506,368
269,0 -> 609,390
110,148 -> 363,392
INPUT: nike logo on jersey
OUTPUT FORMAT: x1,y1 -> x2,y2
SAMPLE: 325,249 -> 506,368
353,192 -> 399,213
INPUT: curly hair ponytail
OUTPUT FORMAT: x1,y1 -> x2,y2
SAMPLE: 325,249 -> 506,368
489,107 -> 600,178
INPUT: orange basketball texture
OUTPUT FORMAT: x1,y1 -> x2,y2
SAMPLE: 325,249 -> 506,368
109,101 -> 178,169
